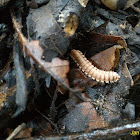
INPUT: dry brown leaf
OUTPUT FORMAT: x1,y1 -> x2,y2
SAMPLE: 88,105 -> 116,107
61,102 -> 108,132
46,58 -> 69,80
11,15 -> 70,93
33,121 -> 55,136
121,62 -> 134,86
27,41 -> 69,86
89,45 -> 123,71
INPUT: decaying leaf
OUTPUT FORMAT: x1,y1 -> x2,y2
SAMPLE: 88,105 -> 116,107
135,21 -> 140,34
32,121 -> 55,137
121,62 -> 134,86
71,31 -> 127,59
27,0 -> 83,60
102,94 -> 125,124
12,15 -> 70,92
89,45 -> 123,71
27,41 -> 69,86
0,0 -> 139,139
90,31 -> 127,48
12,40 -> 29,118
61,102 -> 108,132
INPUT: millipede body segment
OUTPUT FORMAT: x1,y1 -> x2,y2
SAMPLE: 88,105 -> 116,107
70,49 -> 120,83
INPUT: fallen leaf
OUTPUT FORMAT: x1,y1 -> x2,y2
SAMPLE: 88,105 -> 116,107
12,15 -> 70,94
90,31 -> 127,48
61,102 -> 108,132
121,62 -> 134,86
33,120 -> 55,136
89,45 -> 123,71
27,41 -> 69,85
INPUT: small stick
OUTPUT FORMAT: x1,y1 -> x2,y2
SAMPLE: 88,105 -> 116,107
49,88 -> 58,122
31,121 -> 140,139
35,108 -> 59,133
131,5 -> 140,13
6,123 -> 26,140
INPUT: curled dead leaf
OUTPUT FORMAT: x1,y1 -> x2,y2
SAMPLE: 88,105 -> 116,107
89,45 -> 123,71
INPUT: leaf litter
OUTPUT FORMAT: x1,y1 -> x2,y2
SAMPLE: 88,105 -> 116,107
0,0 -> 140,139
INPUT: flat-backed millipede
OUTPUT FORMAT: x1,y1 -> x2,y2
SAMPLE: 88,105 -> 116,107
70,49 -> 120,83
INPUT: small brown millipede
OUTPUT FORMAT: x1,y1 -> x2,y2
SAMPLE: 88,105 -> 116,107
70,49 -> 120,83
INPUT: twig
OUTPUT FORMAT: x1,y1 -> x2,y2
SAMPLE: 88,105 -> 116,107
30,59 -> 40,97
131,5 -> 140,13
49,88 -> 58,122
6,123 -> 26,140
35,108 -> 59,134
32,121 -> 140,139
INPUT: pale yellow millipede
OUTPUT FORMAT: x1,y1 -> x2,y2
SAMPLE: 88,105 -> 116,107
70,49 -> 120,83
